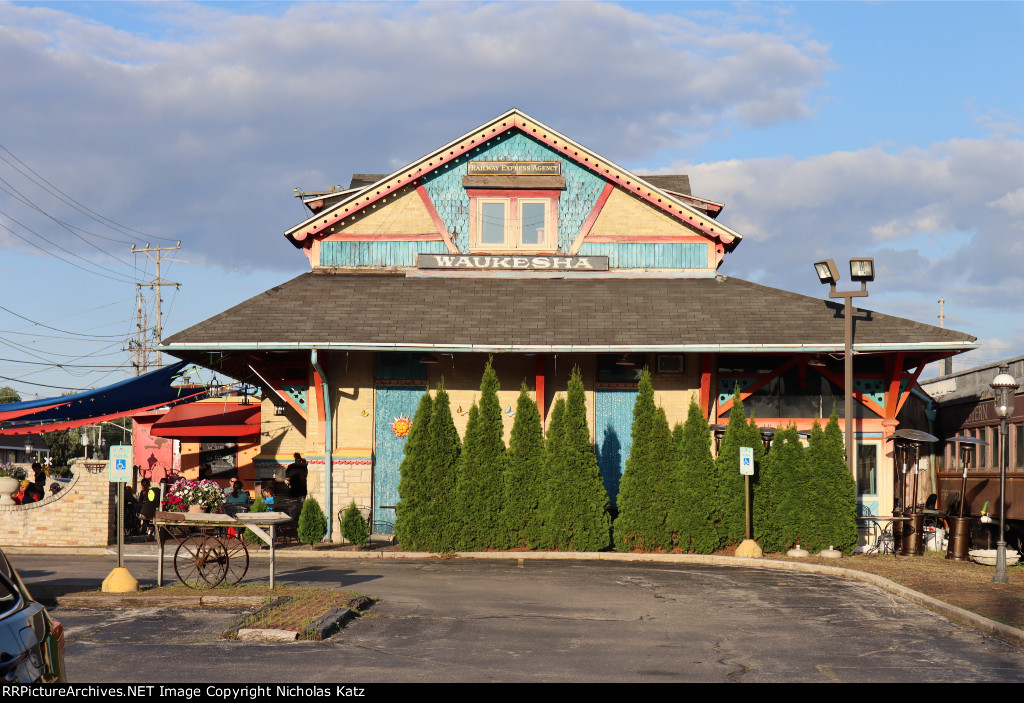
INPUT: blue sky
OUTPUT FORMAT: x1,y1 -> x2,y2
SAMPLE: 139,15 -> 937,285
1,1 -> 1022,398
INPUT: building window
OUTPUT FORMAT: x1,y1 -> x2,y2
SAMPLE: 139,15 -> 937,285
469,191 -> 558,252
1016,424 -> 1023,469
856,443 -> 878,496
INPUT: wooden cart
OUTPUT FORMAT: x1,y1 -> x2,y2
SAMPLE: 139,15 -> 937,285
154,510 -> 293,589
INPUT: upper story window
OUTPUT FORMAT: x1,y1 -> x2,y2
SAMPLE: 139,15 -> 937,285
469,190 -> 559,253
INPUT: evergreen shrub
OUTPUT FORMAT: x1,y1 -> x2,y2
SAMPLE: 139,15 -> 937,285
502,382 -> 546,549
614,369 -> 676,552
341,500 -> 370,547
297,497 -> 327,549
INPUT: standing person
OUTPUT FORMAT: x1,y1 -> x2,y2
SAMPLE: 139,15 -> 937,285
138,478 -> 159,537
285,453 -> 307,499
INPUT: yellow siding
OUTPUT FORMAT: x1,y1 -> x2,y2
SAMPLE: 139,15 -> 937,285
588,187 -> 701,239
331,185 -> 437,236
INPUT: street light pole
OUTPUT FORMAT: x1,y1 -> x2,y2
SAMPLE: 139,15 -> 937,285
990,365 -> 1018,584
814,258 -> 874,477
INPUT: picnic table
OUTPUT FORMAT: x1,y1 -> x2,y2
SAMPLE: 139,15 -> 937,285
154,510 -> 293,589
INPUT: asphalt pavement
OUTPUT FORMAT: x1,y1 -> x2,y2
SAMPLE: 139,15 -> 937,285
11,549 -> 1024,683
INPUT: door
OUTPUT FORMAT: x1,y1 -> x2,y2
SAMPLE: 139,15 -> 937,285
374,385 -> 427,534
595,388 -> 638,510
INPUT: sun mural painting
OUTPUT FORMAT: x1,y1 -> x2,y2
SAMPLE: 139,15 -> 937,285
391,415 -> 412,439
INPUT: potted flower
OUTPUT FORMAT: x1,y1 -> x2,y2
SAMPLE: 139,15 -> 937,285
161,478 -> 226,514
0,463 -> 27,506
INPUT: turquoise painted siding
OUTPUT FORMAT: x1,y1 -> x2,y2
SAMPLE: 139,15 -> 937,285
596,388 -> 638,509
577,242 -> 708,269
421,131 -> 607,252
321,240 -> 448,268
374,385 -> 427,534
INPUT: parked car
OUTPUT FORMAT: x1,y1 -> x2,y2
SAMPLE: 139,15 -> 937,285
0,547 -> 64,682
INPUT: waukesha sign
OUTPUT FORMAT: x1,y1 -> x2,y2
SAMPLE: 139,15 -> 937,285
417,254 -> 609,271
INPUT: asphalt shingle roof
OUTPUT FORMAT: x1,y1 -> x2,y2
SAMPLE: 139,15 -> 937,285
161,271 -> 976,353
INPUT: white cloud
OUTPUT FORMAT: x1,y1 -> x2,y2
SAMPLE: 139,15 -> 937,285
0,1 -> 831,271
680,136 -> 1024,326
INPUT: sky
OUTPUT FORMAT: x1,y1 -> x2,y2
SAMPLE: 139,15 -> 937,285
0,0 -> 1022,399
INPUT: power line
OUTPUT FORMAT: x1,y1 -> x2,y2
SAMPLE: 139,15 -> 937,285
0,143 -> 177,243
0,304 -> 131,339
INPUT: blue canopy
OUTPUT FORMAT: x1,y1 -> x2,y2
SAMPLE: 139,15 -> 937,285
0,362 -> 207,434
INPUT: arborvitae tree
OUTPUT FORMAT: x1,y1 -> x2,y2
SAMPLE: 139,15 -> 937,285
502,382 -> 546,549
714,387 -> 764,545
395,392 -> 433,551
614,370 -> 675,552
674,399 -> 721,554
813,413 -> 859,554
546,367 -> 611,551
454,359 -> 506,550
535,396 -> 567,549
755,425 -> 802,553
297,497 -> 327,549
778,423 -> 814,550
422,379 -> 461,552
341,500 -> 370,547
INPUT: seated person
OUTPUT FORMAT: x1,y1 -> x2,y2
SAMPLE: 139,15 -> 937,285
137,478 -> 160,535
261,483 -> 276,508
22,480 -> 44,504
224,477 -> 251,506
13,480 -> 29,505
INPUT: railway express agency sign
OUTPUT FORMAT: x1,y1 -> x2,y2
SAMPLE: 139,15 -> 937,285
417,254 -> 609,271
467,160 -> 561,176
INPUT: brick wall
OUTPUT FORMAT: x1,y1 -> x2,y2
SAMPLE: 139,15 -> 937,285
0,459 -> 115,548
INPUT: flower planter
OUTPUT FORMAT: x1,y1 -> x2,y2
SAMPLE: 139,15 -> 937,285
187,504 -> 208,514
0,475 -> 19,505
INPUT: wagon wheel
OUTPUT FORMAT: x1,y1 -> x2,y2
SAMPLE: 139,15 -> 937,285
222,532 -> 250,584
174,534 -> 228,588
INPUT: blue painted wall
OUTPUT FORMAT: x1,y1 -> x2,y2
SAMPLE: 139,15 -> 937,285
577,242 -> 708,269
374,385 -> 427,534
421,130 -> 608,253
596,388 -> 638,509
321,240 -> 449,268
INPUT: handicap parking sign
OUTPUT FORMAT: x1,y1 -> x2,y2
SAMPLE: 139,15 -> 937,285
108,446 -> 132,483
739,446 -> 754,476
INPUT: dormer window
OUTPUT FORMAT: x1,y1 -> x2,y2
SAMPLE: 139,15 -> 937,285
470,191 -> 559,252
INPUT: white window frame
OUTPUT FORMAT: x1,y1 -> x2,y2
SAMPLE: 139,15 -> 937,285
470,193 -> 558,253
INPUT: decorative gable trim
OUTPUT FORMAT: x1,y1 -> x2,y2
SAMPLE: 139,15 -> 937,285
285,109 -> 742,250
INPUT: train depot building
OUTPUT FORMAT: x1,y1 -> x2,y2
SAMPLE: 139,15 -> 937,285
160,109 -> 976,539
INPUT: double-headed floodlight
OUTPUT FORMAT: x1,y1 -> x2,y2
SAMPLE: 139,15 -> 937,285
812,256 -> 875,478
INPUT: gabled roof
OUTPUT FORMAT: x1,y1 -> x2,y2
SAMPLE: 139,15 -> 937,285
284,108 -> 742,249
161,271 -> 976,357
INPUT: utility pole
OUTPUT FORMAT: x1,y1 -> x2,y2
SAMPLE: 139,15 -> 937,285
131,242 -> 181,369
939,298 -> 953,376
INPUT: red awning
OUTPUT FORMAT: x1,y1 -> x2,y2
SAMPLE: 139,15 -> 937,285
150,403 -> 260,438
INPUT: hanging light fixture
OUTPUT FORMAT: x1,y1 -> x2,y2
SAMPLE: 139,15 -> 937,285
615,354 -> 636,367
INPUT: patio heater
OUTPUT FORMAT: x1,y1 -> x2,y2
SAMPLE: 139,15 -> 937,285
989,366 -> 1018,583
891,428 -> 937,556
945,436 -> 983,561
